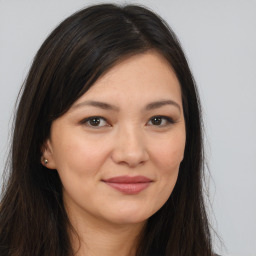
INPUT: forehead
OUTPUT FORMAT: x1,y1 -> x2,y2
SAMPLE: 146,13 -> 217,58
74,50 -> 182,106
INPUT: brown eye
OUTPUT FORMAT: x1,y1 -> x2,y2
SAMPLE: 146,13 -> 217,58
148,116 -> 174,126
89,117 -> 101,126
81,116 -> 109,127
151,117 -> 162,125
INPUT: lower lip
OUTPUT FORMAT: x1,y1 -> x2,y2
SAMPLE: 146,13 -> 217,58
104,182 -> 151,194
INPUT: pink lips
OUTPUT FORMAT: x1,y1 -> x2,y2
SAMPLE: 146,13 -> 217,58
103,175 -> 152,194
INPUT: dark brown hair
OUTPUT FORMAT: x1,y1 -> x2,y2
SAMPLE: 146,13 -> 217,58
0,3 -> 214,256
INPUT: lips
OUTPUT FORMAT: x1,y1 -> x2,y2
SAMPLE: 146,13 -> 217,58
102,175 -> 152,194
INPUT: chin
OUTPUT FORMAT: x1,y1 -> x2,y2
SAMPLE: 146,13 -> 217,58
109,216 -> 148,226
104,207 -> 156,225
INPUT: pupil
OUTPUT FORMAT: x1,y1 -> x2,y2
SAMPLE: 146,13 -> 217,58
152,117 -> 162,125
90,118 -> 100,126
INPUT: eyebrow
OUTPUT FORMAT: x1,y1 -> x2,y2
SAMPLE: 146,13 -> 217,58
145,100 -> 181,112
72,99 -> 181,112
72,100 -> 119,111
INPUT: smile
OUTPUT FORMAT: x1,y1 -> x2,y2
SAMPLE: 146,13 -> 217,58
102,175 -> 152,194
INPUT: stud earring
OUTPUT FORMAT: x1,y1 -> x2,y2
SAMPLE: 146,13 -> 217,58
44,159 -> 48,165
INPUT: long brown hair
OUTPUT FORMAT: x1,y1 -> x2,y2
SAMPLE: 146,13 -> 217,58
0,4 -> 214,256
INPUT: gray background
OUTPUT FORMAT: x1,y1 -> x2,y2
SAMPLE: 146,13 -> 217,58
0,1 -> 255,255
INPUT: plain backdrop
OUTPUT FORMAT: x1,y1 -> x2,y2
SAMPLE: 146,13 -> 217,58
0,1 -> 255,255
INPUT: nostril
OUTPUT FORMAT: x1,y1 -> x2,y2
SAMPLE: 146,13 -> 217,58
111,129 -> 149,166
111,147 -> 149,167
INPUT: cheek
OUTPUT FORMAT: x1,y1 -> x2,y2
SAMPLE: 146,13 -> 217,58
144,134 -> 185,216
51,133 -> 111,205
150,131 -> 186,172
149,130 -> 185,199
51,132 -> 110,179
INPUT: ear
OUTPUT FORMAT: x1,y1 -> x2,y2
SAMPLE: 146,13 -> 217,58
41,139 -> 57,170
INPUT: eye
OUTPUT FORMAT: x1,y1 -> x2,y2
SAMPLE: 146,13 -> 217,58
80,116 -> 109,127
147,116 -> 174,127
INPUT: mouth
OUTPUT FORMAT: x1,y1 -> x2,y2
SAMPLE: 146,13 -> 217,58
102,175 -> 152,194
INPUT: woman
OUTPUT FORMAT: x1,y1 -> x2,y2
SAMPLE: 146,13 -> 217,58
0,3 -> 215,256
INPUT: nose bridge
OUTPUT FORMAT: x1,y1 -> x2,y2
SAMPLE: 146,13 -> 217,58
111,122 -> 149,167
122,124 -> 143,150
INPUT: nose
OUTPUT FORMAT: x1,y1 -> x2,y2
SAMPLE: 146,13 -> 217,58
111,125 -> 149,168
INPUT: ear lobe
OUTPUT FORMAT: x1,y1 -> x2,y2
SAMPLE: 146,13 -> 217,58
41,139 -> 57,170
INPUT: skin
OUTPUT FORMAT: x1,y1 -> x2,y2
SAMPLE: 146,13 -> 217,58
42,50 -> 186,256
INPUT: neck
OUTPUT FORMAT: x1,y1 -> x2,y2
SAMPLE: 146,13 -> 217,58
67,208 -> 146,256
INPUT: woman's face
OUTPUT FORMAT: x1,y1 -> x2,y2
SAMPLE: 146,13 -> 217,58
43,50 -> 186,225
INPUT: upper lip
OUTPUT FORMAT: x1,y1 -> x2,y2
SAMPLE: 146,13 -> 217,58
103,175 -> 152,183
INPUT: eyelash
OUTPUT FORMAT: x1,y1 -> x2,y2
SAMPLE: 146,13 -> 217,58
80,115 -> 175,128
80,116 -> 109,128
147,116 -> 175,126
